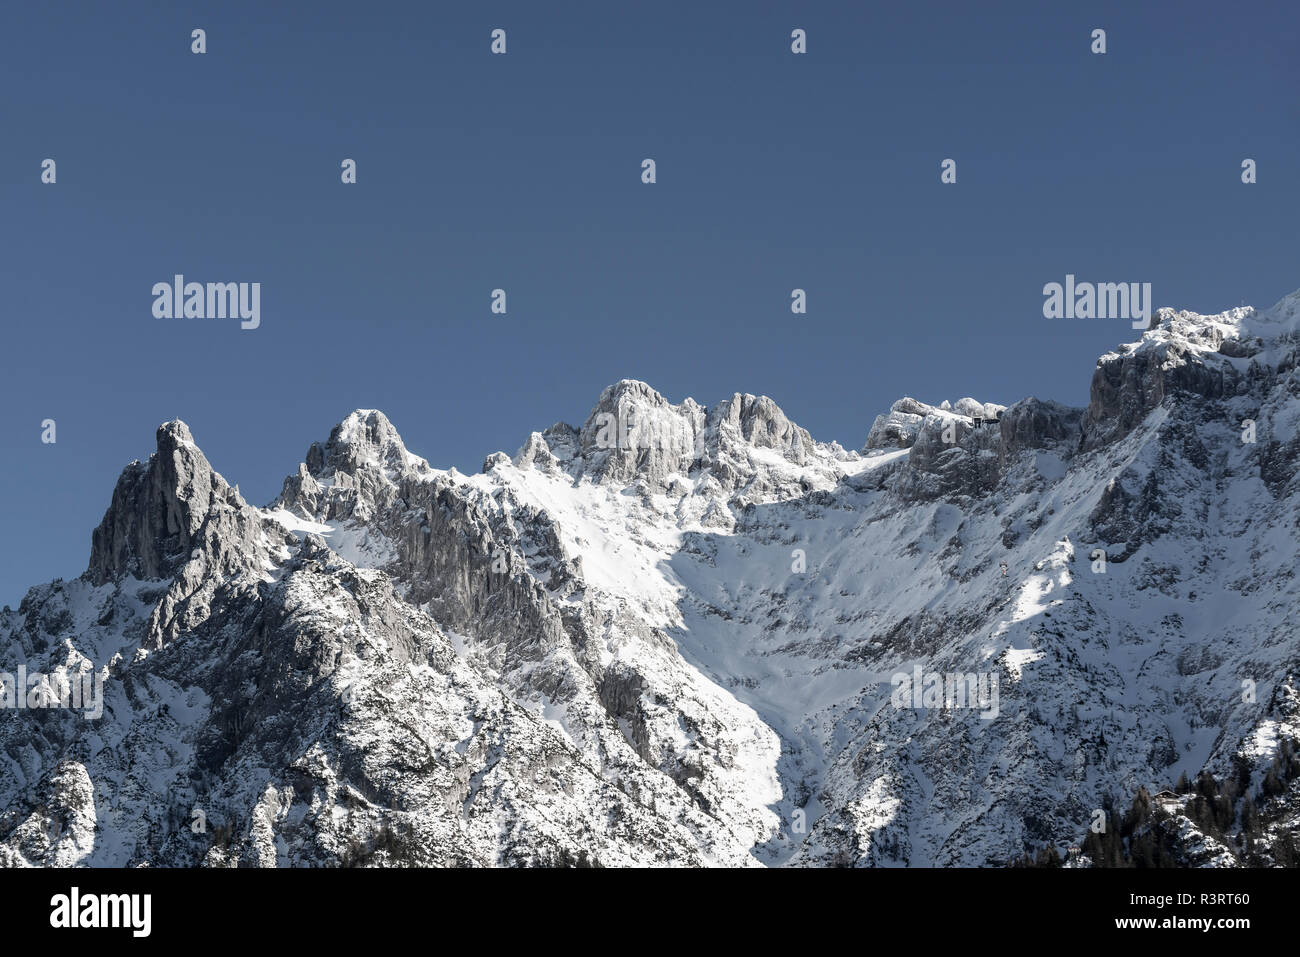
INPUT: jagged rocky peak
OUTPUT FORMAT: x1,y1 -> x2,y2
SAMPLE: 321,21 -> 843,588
863,396 -> 1006,452
568,379 -> 832,465
701,391 -> 856,500
499,379 -> 850,495
863,394 -> 1088,503
87,420 -> 244,585
303,409 -> 422,479
505,424 -> 578,473
1078,290 -> 1300,452
708,391 -> 819,460
279,409 -> 432,522
1138,288 -> 1300,359
1256,287 -> 1300,330
491,380 -> 703,484
576,379 -> 706,469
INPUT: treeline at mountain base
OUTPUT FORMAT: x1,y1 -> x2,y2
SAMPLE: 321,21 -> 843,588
1014,738 -> 1300,867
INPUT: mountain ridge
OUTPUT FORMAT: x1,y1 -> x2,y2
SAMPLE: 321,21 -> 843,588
2,290 -> 1299,867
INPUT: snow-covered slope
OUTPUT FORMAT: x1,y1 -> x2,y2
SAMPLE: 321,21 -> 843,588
3,291 -> 1300,867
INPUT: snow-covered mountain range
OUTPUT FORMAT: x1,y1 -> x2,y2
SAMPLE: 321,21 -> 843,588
3,291 -> 1300,867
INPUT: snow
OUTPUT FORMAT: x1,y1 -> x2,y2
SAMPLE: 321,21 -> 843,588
7,289 -> 1300,867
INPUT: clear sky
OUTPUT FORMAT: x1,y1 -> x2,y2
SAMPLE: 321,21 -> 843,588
1,0 -> 1297,606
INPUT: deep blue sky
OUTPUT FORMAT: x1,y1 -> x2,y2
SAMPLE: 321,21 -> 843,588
1,0 -> 1296,606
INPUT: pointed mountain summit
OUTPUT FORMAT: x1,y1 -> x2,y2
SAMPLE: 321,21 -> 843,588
276,409 -> 435,524
503,379 -> 852,502
87,420 -> 245,585
304,409 -> 420,479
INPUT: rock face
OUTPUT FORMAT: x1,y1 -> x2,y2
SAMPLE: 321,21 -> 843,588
997,398 -> 1084,465
546,379 -> 850,503
88,422 -> 247,585
1078,302 -> 1288,451
2,291 -> 1300,867
864,396 -> 1007,452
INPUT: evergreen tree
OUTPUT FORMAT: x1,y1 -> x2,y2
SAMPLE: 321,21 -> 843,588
1262,766 -> 1285,799
1240,796 -> 1258,836
1034,845 -> 1063,868
1129,830 -> 1155,868
1196,770 -> 1220,801
1122,789 -> 1152,837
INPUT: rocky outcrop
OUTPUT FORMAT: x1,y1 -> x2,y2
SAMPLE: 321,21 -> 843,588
305,409 -> 421,479
88,422 -> 247,585
864,397 -> 1008,501
864,397 -> 1005,452
998,398 -> 1083,465
518,379 -> 853,507
1078,306 -> 1263,451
